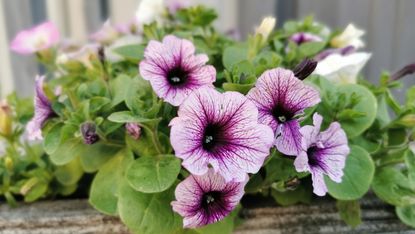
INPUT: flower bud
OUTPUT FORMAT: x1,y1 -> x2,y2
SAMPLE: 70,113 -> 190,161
0,100 -> 12,137
126,123 -> 141,140
5,156 -> 13,172
330,24 -> 365,49
80,122 -> 99,145
255,17 -> 276,43
293,58 -> 318,80
390,63 -> 415,81
396,114 -> 415,127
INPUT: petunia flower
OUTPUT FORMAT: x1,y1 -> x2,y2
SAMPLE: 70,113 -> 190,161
135,0 -> 165,27
57,44 -> 100,69
313,52 -> 371,84
166,0 -> 193,14
314,45 -> 356,61
26,76 -> 55,140
11,21 -> 60,54
126,123 -> 141,140
331,24 -> 365,49
289,32 -> 322,45
170,87 -> 274,182
171,168 -> 247,228
140,35 -> 216,106
294,113 -> 349,196
247,68 -> 320,156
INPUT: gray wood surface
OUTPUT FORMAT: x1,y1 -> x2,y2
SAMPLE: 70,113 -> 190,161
0,196 -> 413,234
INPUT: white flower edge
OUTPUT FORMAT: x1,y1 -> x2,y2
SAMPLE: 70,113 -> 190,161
331,23 -> 365,49
135,0 -> 165,27
313,52 -> 372,84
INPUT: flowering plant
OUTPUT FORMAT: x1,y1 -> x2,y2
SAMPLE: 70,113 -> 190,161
9,1 -> 415,232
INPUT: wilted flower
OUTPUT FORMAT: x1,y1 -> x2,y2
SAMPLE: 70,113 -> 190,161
126,123 -> 141,140
331,24 -> 365,49
294,113 -> 349,196
314,45 -> 355,61
390,63 -> 415,81
255,17 -> 276,42
0,100 -> 12,137
11,21 -> 60,54
289,32 -> 322,45
80,122 -> 99,145
293,58 -> 318,80
171,169 -> 247,228
313,52 -> 371,84
135,0 -> 165,27
90,20 -> 120,45
170,87 -> 274,182
57,44 -> 100,69
26,76 -> 55,141
247,68 -> 320,156
140,35 -> 216,106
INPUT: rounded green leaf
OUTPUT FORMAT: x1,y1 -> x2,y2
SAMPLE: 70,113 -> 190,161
126,155 -> 181,193
55,156 -> 83,186
117,180 -> 182,234
222,45 -> 248,69
325,145 -> 374,200
49,138 -> 83,165
222,83 -> 254,95
396,205 -> 415,228
336,84 -> 377,138
89,149 -> 133,215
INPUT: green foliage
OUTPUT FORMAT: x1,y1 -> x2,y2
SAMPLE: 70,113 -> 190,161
336,200 -> 362,227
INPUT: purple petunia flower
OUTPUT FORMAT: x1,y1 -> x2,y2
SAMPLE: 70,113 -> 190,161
26,75 -> 55,140
171,168 -> 247,228
139,35 -> 216,106
246,68 -> 321,156
294,113 -> 349,196
289,32 -> 322,45
170,87 -> 274,182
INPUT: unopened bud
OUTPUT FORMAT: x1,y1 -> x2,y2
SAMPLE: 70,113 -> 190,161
396,114 -> 415,127
391,63 -> 415,81
293,58 -> 318,80
255,17 -> 276,43
5,156 -> 13,172
80,122 -> 99,145
126,123 -> 141,140
20,177 -> 39,195
0,100 -> 12,136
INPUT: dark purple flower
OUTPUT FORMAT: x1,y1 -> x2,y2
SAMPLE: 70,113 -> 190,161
294,113 -> 349,196
27,75 -> 55,140
314,45 -> 356,61
171,168 -> 247,228
80,122 -> 99,145
170,87 -> 274,182
139,35 -> 216,106
126,122 -> 141,140
289,32 -> 322,45
246,68 -> 321,156
390,63 -> 415,81
293,58 -> 318,80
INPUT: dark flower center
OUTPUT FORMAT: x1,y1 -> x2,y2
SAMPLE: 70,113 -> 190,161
307,146 -> 320,167
167,66 -> 188,85
271,105 -> 295,123
201,191 -> 223,211
202,123 -> 225,151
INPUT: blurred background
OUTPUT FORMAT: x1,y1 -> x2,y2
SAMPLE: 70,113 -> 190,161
1,0 -> 414,99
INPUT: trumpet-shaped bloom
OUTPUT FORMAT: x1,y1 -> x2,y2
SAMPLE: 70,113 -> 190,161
11,21 -> 60,54
294,113 -> 349,196
140,35 -> 216,106
90,20 -> 120,45
313,52 -> 371,84
26,76 -> 55,140
171,169 -> 247,228
289,32 -> 322,45
247,68 -> 320,156
170,87 -> 274,182
331,24 -> 365,49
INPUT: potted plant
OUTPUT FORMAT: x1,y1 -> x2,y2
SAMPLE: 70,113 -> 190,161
2,1 -> 414,233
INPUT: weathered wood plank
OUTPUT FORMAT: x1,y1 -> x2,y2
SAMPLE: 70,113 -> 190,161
0,196 -> 412,233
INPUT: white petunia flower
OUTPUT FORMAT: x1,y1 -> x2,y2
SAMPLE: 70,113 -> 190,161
331,24 -> 365,49
135,0 -> 165,27
313,52 -> 371,84
255,17 -> 276,41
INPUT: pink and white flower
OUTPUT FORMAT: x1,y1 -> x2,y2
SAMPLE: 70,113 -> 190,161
11,21 -> 60,54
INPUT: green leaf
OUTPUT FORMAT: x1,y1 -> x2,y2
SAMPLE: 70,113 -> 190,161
372,166 -> 415,206
110,74 -> 132,107
222,45 -> 248,70
298,41 -> 326,57
23,178 -> 48,202
89,97 -> 111,113
117,180 -> 182,234
335,84 -> 377,138
396,205 -> 415,228
405,151 -> 415,189
336,200 -> 361,227
49,138 -> 84,165
54,156 -> 83,186
222,83 -> 254,95
325,145 -> 374,200
264,154 -> 307,184
79,142 -> 121,172
108,111 -> 158,124
113,44 -> 145,62
89,149 -> 134,215
43,122 -> 64,155
271,184 -> 312,206
126,155 -> 181,193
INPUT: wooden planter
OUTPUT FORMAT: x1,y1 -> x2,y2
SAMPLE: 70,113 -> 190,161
0,196 -> 412,234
